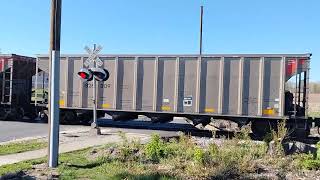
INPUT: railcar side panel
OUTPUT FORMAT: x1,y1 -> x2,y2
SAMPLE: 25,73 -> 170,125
157,57 -> 176,112
178,57 -> 198,113
263,58 -> 282,117
97,57 -> 116,110
200,57 -> 221,114
136,57 -> 156,111
242,58 -> 261,116
35,54 -> 312,119
222,57 -> 241,115
116,58 -> 135,110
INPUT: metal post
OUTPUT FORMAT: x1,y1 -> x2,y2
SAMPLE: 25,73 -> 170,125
303,71 -> 307,109
93,77 -> 97,125
298,72 -> 301,105
199,5 -> 203,55
34,63 -> 39,106
93,44 -> 97,127
91,44 -> 101,134
294,59 -> 298,118
43,71 -> 45,102
48,0 -> 62,168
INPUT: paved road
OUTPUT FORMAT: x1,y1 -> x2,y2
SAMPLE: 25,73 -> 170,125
0,118 -> 198,143
0,121 -> 78,142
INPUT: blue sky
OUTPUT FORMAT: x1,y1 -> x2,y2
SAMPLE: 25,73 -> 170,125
0,0 -> 319,81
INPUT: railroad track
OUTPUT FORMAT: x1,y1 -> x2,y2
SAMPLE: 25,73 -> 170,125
13,117 -> 318,144
96,118 -> 320,144
288,136 -> 320,145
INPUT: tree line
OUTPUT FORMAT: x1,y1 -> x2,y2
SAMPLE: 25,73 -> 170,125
285,82 -> 320,94
310,82 -> 320,94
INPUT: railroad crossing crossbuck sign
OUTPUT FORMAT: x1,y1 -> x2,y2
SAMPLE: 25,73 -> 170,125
77,44 -> 109,133
78,45 -> 109,81
84,45 -> 103,67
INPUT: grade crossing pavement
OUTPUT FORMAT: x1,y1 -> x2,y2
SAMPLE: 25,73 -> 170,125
0,117 -> 192,143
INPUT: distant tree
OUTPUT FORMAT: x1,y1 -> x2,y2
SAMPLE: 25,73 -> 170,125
286,81 -> 320,94
310,82 -> 320,94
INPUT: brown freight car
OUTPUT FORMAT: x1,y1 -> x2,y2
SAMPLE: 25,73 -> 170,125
0,54 -> 36,120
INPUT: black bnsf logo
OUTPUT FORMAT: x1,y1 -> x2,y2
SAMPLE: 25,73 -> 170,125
84,83 -> 111,88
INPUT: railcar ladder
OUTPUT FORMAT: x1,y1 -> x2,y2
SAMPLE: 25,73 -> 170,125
1,68 -> 12,104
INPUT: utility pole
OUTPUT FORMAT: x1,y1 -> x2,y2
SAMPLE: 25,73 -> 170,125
199,5 -> 203,55
48,0 -> 62,168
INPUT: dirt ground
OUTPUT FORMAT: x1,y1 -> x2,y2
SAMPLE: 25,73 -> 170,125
309,93 -> 320,112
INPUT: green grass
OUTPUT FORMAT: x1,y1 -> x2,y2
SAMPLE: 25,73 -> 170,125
293,142 -> 320,170
0,134 -> 271,179
58,158 -> 176,180
0,139 -> 47,156
82,134 -> 269,179
0,162 -> 32,176
1,132 -> 320,179
0,158 -> 46,176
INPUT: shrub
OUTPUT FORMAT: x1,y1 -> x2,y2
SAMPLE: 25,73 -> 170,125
145,134 -> 169,162
117,131 -> 142,161
210,139 -> 267,176
162,133 -> 196,160
208,143 -> 219,156
296,153 -> 320,170
193,147 -> 205,164
317,142 -> 320,160
302,159 -> 320,170
235,126 -> 251,140
277,120 -> 288,140
295,142 -> 320,170
267,120 -> 287,157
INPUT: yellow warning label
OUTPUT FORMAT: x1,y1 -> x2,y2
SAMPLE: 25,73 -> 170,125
59,100 -> 65,106
161,106 -> 171,111
204,108 -> 215,113
263,109 -> 275,115
102,103 -> 111,108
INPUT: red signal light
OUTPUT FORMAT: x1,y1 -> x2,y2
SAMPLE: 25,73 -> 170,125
78,68 -> 93,81
79,72 -> 87,79
78,68 -> 109,82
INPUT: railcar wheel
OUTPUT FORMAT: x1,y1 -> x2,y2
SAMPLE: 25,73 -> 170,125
251,120 -> 277,140
112,113 -> 138,121
39,112 -> 48,122
16,108 -> 24,120
150,116 -> 173,123
78,112 -> 93,125
4,108 -> 23,121
60,111 -> 77,124
25,111 -> 37,121
4,112 -> 14,121
111,114 -> 122,121
192,118 -> 211,127
291,128 -> 309,139
286,123 -> 310,139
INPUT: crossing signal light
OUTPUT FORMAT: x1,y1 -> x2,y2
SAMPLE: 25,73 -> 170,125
90,67 -> 110,81
77,68 -> 109,82
78,68 -> 93,81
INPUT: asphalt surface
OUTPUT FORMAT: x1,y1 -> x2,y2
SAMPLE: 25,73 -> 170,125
0,121 -> 77,142
0,118 -> 196,143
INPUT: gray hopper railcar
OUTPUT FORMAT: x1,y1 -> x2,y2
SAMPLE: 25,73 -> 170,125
0,54 -> 36,120
34,53 -> 319,138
